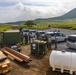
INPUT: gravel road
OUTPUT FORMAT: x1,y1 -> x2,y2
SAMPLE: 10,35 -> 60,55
45,28 -> 76,35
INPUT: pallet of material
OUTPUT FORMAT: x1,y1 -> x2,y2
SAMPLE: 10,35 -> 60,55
0,51 -> 12,74
2,47 -> 32,63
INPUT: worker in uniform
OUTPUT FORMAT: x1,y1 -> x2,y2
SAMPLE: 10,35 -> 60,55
16,43 -> 21,52
47,35 -> 51,50
24,34 -> 28,44
36,32 -> 39,40
54,35 -> 57,49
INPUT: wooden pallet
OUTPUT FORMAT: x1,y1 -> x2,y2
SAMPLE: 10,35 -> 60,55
0,51 -> 12,74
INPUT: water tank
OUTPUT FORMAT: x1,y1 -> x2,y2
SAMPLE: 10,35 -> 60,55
49,50 -> 76,74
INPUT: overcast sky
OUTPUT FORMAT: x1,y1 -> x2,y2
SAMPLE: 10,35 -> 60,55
0,0 -> 76,23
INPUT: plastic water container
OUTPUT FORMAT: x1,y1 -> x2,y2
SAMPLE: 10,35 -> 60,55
49,50 -> 76,74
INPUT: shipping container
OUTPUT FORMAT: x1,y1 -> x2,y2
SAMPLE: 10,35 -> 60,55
2,30 -> 21,46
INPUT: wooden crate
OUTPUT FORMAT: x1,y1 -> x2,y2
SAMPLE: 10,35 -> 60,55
0,51 -> 12,74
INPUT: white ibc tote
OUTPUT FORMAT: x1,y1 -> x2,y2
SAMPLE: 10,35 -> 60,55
49,50 -> 76,74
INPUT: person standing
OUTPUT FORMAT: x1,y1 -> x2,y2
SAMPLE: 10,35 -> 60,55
24,34 -> 28,44
47,35 -> 51,50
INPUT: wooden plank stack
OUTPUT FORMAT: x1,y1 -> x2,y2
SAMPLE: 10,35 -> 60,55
0,51 -> 12,74
2,47 -> 32,63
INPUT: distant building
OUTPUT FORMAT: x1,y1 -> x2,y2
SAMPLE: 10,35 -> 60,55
11,25 -> 19,30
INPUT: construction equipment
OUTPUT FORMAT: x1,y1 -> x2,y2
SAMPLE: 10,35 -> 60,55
2,47 -> 32,63
0,51 -> 12,74
30,40 -> 47,55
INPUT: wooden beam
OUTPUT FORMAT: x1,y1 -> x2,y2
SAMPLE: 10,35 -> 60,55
3,50 -> 23,62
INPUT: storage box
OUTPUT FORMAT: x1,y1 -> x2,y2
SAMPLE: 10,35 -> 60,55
2,30 -> 21,46
30,40 -> 47,55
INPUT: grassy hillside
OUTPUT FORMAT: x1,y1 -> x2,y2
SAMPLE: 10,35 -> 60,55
0,18 -> 76,33
33,18 -> 76,30
35,18 -> 76,24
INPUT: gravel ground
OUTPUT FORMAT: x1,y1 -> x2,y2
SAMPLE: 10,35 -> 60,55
5,44 -> 71,75
45,28 -> 76,35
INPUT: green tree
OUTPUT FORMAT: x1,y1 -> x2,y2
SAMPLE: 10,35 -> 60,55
24,20 -> 36,28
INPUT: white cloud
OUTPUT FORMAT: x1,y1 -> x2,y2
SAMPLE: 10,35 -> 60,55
0,0 -> 76,23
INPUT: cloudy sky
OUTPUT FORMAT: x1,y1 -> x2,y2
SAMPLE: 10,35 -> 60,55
0,0 -> 76,23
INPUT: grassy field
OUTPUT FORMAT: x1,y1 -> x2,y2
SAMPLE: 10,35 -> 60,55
21,22 -> 76,30
0,18 -> 76,33
0,24 -> 11,32
34,18 -> 76,30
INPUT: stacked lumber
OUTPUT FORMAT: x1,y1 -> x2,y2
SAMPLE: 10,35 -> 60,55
2,47 -> 32,63
0,51 -> 12,74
